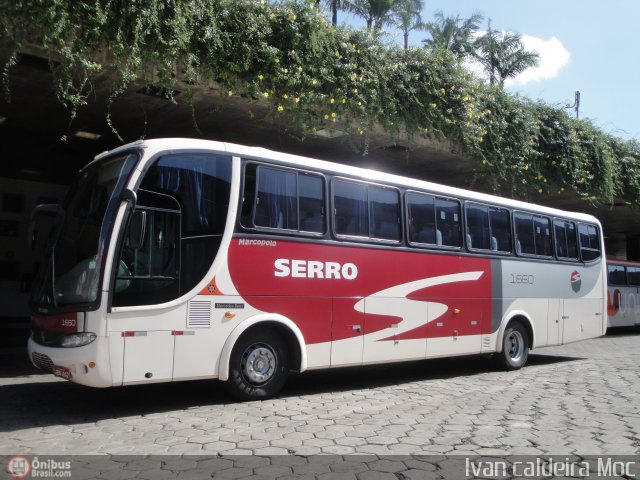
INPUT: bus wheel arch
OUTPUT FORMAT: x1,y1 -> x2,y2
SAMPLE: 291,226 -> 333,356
495,313 -> 534,370
218,314 -> 306,384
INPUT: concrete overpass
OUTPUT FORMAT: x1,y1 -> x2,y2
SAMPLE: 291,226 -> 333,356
0,48 -> 638,323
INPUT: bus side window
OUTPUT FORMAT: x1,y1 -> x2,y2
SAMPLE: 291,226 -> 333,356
254,167 -> 297,230
370,186 -> 400,241
435,197 -> 461,247
534,216 -> 552,257
333,180 -> 368,237
628,266 -> 640,286
489,208 -> 511,252
299,174 -> 325,234
406,193 -> 436,245
578,223 -> 601,261
465,203 -> 490,250
608,264 -> 627,285
514,213 -> 535,255
554,219 -> 579,260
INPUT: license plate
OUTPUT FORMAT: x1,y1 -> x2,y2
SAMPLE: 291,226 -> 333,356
53,365 -> 71,380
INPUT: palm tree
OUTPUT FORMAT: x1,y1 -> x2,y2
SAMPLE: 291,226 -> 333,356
344,0 -> 397,32
321,0 -> 344,26
389,0 -> 425,50
473,20 -> 540,86
422,10 -> 483,57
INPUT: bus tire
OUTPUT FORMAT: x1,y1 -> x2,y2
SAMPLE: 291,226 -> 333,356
224,330 -> 289,401
496,322 -> 529,370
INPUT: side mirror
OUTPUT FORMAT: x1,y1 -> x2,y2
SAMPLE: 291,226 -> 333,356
127,210 -> 147,249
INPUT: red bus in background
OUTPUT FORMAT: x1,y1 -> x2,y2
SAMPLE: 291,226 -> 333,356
607,259 -> 640,328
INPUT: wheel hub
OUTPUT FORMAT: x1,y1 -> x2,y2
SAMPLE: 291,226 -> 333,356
507,331 -> 524,362
242,344 -> 276,385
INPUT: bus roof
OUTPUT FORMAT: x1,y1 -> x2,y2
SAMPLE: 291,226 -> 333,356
104,137 -> 602,226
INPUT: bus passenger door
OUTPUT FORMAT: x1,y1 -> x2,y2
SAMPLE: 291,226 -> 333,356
110,197 -> 182,384
331,297 -> 364,366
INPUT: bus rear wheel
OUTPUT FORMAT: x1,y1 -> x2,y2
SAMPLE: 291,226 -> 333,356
496,322 -> 529,370
225,330 -> 289,401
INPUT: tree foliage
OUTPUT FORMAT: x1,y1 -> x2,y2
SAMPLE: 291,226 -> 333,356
473,21 -> 540,86
1,0 -> 638,206
422,10 -> 483,58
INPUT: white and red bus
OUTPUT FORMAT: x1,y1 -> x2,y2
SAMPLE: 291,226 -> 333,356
607,259 -> 640,328
28,138 -> 607,399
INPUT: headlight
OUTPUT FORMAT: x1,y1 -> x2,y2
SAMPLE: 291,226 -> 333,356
60,333 -> 97,348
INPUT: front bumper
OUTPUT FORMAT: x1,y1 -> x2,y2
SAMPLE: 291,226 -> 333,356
27,336 -> 113,387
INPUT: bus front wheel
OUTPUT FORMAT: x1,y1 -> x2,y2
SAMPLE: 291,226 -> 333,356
496,322 -> 529,370
225,330 -> 289,401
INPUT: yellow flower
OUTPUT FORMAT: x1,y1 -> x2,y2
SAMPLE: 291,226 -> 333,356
294,97 -> 300,103
331,112 -> 336,118
263,92 -> 269,98
324,114 -> 329,120
258,74 -> 264,81
283,94 -> 288,99
227,90 -> 233,96
277,105 -> 284,112
330,98 -> 335,104
353,88 -> 358,94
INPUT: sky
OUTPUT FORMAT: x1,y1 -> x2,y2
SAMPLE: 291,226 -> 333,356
338,0 -> 640,141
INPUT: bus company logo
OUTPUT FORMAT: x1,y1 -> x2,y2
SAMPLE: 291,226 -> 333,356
6,456 -> 30,478
275,258 -> 358,280
570,270 -> 582,293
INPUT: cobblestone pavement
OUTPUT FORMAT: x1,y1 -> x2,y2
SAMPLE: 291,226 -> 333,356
1,330 -> 639,459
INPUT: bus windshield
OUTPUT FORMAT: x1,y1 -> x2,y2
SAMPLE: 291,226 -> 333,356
31,153 -> 138,313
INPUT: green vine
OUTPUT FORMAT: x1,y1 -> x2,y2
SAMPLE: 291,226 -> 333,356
1,0 -> 639,205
